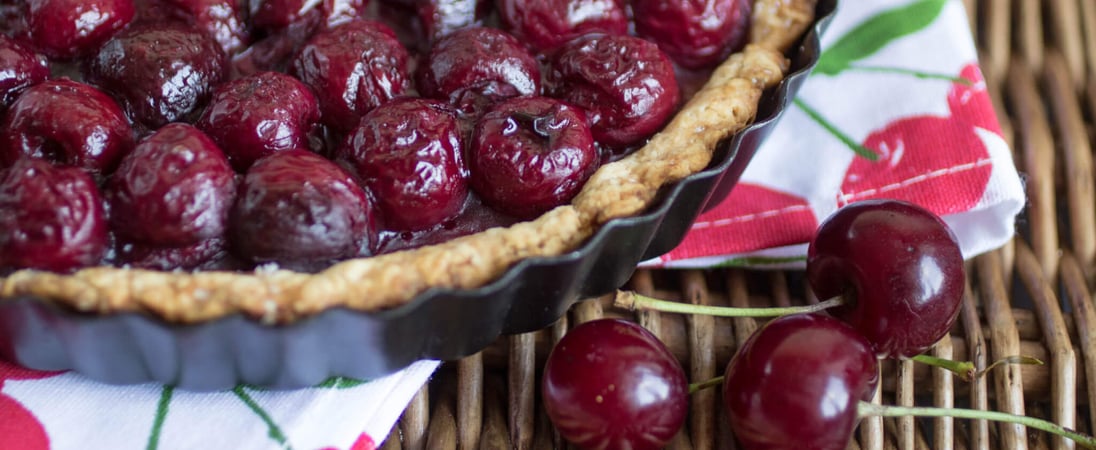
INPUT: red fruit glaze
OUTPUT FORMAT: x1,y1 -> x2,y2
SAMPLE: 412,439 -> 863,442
230,149 -> 374,268
416,0 -> 488,41
547,33 -> 679,149
197,71 -> 321,172
117,237 -> 228,270
543,318 -> 688,450
723,314 -> 879,450
633,0 -> 751,69
470,96 -> 597,219
807,199 -> 965,359
106,123 -> 236,247
495,0 -> 627,52
86,24 -> 227,129
416,26 -> 539,116
0,35 -> 49,110
0,78 -> 134,175
339,97 -> 467,231
165,0 -> 251,55
28,0 -> 135,59
290,19 -> 411,132
0,158 -> 109,272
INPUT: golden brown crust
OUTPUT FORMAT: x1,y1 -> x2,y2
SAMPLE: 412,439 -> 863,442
0,0 -> 814,323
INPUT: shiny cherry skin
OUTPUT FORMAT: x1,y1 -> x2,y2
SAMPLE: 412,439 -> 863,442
338,97 -> 467,231
163,0 -> 251,55
230,149 -> 374,269
417,0 -> 489,42
495,0 -> 627,52
469,96 -> 597,219
106,123 -> 236,248
290,19 -> 411,132
0,158 -> 109,272
0,78 -> 135,176
0,35 -> 49,111
196,71 -> 321,172
543,318 -> 688,450
633,0 -> 751,69
416,26 -> 540,117
546,33 -> 679,149
251,0 -> 365,29
116,238 -> 227,270
723,314 -> 879,450
27,0 -> 135,59
86,24 -> 227,129
806,199 -> 965,359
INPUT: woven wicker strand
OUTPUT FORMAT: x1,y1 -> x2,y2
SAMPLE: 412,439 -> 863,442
385,1 -> 1096,449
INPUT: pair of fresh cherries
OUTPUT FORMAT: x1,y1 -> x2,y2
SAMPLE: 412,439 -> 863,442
541,199 -> 1091,450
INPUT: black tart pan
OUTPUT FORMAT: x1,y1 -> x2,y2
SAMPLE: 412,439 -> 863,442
0,0 -> 836,391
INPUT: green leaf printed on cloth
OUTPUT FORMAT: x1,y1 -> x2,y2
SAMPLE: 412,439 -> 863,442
815,0 -> 947,76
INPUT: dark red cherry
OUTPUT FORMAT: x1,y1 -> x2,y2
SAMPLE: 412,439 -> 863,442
495,0 -> 627,52
633,0 -> 751,69
543,318 -> 687,450
0,79 -> 134,176
116,237 -> 227,270
723,314 -> 879,450
164,0 -> 251,55
0,158 -> 108,272
86,24 -> 227,129
27,0 -> 135,59
106,123 -> 236,248
416,26 -> 539,116
290,19 -> 411,132
546,33 -> 679,149
230,149 -> 373,268
196,71 -> 321,172
250,0 -> 364,29
338,97 -> 467,231
806,199 -> 965,359
416,0 -> 490,41
0,35 -> 48,111
469,96 -> 597,219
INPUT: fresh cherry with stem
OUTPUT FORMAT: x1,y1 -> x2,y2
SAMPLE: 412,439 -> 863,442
719,313 -> 1096,450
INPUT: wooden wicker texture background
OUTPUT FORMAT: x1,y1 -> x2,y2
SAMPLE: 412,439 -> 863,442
383,1 -> 1096,449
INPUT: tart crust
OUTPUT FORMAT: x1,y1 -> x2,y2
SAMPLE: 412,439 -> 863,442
1,0 -> 819,324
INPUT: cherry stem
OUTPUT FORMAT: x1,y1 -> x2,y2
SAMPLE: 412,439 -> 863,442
843,64 -> 973,84
858,402 -> 1096,449
689,376 -> 725,394
793,98 -> 880,161
614,290 -> 844,318
911,354 -> 976,381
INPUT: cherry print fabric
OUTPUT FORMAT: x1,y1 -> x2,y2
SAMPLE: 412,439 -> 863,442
0,1 -> 1023,449
643,0 -> 1024,269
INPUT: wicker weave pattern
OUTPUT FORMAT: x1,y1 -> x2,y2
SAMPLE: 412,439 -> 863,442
385,2 -> 1096,449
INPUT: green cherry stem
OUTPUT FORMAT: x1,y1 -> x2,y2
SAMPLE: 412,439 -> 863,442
793,98 -> 879,161
843,64 -> 973,84
858,402 -> 1096,449
910,354 -> 976,381
613,290 -> 844,318
689,376 -> 725,394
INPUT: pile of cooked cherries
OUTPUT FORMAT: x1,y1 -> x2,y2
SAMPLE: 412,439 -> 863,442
543,199 -> 1096,450
0,0 -> 751,274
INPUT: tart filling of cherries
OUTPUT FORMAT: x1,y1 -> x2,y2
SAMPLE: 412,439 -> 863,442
0,0 -> 820,322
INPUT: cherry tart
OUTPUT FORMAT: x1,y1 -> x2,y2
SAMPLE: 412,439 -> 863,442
0,0 -> 824,338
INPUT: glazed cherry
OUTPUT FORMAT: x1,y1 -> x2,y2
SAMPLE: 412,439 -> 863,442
469,96 -> 597,219
27,0 -> 135,59
0,158 -> 109,272
633,0 -> 751,69
724,314 -> 879,450
416,27 -> 540,116
106,123 -> 236,248
116,238 -> 228,270
495,0 -> 627,52
546,34 -> 679,149
86,24 -> 227,129
290,19 -> 411,132
251,0 -> 365,29
416,0 -> 489,42
543,318 -> 688,450
807,199 -> 965,359
338,97 -> 467,231
0,79 -> 134,176
196,71 -> 321,172
230,149 -> 374,269
0,35 -> 48,111
163,0 -> 251,55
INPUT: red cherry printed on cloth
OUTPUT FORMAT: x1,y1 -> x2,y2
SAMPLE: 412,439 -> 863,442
840,63 -> 994,214
0,360 -> 61,450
